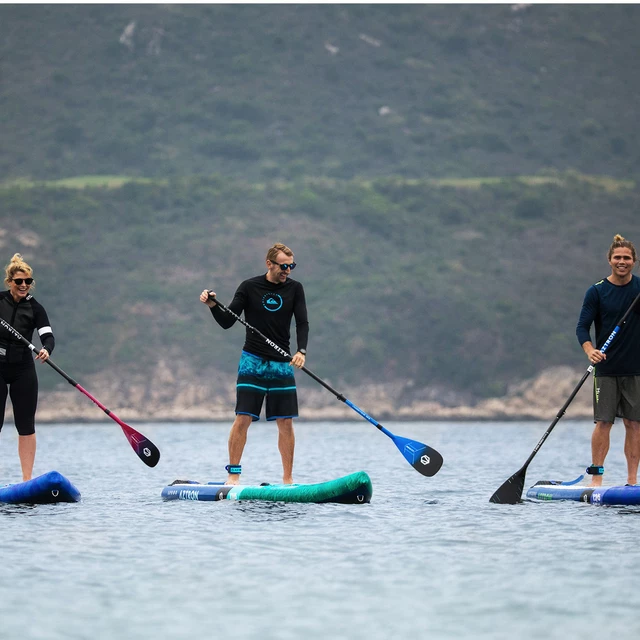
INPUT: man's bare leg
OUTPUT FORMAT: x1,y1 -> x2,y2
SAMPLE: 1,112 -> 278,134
276,417 -> 295,484
590,421 -> 612,487
623,419 -> 640,485
226,414 -> 253,485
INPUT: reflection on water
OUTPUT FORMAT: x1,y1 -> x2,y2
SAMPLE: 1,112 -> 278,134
0,502 -> 37,516
232,499 -> 312,521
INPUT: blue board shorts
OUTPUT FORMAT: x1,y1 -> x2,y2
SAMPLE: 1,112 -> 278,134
235,351 -> 298,421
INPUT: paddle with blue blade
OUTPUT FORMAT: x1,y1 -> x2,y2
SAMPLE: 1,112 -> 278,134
489,291 -> 640,504
207,293 -> 443,477
0,318 -> 161,467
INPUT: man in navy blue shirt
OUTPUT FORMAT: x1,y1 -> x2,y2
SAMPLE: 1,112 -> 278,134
576,234 -> 640,486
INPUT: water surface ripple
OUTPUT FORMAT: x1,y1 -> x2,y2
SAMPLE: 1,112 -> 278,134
2,421 -> 639,639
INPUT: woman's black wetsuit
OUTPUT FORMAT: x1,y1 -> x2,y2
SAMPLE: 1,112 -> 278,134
0,291 -> 55,436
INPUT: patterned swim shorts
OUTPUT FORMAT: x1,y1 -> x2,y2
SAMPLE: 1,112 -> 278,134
235,351 -> 298,421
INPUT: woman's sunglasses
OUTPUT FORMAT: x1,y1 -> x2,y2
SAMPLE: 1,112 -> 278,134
272,262 -> 296,271
12,278 -> 33,285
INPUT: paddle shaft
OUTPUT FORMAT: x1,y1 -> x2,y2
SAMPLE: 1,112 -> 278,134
0,318 -> 160,467
207,294 -> 391,432
521,290 -> 640,469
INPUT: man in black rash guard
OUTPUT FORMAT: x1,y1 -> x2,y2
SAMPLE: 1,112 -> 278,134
0,253 -> 55,481
200,242 -> 309,485
576,234 -> 640,487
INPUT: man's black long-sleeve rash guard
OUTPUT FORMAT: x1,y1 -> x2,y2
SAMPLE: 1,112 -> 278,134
210,275 -> 309,362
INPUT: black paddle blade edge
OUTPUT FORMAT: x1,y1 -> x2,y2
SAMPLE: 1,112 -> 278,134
489,467 -> 526,504
390,432 -> 444,477
400,443 -> 443,477
413,446 -> 443,477
134,438 -> 161,468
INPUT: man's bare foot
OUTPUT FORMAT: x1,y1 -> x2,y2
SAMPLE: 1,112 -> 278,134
226,474 -> 240,485
283,477 -> 293,485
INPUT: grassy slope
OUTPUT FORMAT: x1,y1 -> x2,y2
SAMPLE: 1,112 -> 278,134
1,173 -> 637,400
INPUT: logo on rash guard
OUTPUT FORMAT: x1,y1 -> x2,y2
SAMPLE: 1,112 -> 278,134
262,293 -> 283,312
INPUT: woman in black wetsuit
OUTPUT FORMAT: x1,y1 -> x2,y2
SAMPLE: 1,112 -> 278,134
0,253 -> 55,481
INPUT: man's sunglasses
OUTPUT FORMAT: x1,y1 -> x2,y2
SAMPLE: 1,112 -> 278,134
12,278 -> 33,285
271,262 -> 296,271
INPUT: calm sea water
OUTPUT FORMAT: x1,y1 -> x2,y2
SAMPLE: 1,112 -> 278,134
2,420 -> 640,640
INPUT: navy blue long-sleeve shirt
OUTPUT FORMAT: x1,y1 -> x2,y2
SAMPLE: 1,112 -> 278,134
576,274 -> 640,376
211,274 -> 309,362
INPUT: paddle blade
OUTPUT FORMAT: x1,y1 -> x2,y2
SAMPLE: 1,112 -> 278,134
391,434 -> 443,477
120,423 -> 161,467
489,466 -> 527,504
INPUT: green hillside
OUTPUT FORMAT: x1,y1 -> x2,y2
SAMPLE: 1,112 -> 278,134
1,5 -> 639,406
1,173 -> 637,400
1,4 -> 639,181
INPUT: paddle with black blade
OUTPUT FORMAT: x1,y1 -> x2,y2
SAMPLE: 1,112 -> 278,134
0,318 -> 160,467
489,291 -> 640,504
207,293 -> 443,477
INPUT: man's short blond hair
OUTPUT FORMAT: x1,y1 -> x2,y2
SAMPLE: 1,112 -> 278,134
266,243 -> 293,262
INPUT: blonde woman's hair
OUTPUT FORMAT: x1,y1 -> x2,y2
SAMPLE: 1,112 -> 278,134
266,242 -> 293,263
4,253 -> 34,287
608,234 -> 637,262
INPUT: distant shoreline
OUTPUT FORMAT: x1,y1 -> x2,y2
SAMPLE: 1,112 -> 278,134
28,415 -> 593,425
2,365 -> 594,425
